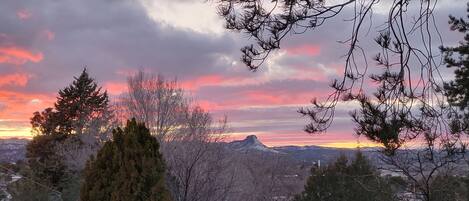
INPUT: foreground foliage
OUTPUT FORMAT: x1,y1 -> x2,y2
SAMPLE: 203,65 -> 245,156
294,152 -> 395,201
441,4 -> 469,128
80,119 -> 171,201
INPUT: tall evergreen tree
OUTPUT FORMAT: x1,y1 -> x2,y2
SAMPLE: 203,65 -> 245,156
80,119 -> 171,201
294,151 -> 395,201
31,68 -> 110,136
441,5 -> 469,200
54,68 -> 109,135
441,4 -> 469,131
25,68 -> 111,193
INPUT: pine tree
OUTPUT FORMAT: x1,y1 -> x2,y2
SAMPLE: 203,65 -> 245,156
31,68 -> 110,136
26,68 -> 111,192
441,4 -> 469,112
294,151 -> 395,201
80,119 -> 172,201
441,4 -> 469,136
54,68 -> 109,135
440,6 -> 469,200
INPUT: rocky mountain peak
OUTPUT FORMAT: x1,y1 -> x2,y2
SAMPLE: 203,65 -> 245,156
228,135 -> 277,153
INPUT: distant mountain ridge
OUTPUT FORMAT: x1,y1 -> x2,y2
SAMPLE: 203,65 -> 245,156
0,138 -> 28,163
0,135 -> 377,165
226,135 -> 380,165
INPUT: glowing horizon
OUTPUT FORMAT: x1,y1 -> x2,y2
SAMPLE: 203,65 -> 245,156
0,125 -> 379,149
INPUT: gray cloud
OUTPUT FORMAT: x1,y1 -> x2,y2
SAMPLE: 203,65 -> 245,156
0,0 -> 466,145
1,0 -> 241,94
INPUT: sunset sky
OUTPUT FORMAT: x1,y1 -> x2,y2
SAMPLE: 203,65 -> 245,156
0,0 -> 465,147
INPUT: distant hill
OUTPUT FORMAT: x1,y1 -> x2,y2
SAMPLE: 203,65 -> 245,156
225,135 -> 381,165
0,138 -> 28,163
0,135 -> 379,166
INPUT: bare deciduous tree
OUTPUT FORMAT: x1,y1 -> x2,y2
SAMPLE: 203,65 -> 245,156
163,107 -> 237,201
120,71 -> 237,201
120,71 -> 187,140
378,148 -> 465,201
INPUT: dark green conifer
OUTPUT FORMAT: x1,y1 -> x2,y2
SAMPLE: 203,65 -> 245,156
54,68 -> 109,135
80,119 -> 171,201
441,4 -> 469,112
30,68 -> 110,137
294,151 -> 395,201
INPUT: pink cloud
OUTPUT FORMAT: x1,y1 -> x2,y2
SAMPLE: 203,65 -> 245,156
290,62 -> 345,82
181,74 -> 277,91
285,44 -> 321,56
239,89 -> 327,106
42,29 -> 55,41
197,88 -> 331,111
196,100 -> 221,111
16,9 -> 32,20
180,75 -> 223,90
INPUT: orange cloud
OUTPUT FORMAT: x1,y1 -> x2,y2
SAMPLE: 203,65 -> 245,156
0,73 -> 31,87
103,81 -> 127,96
286,44 -> 321,56
0,90 -> 55,119
0,90 -> 55,137
16,9 -> 32,20
0,46 -> 44,65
